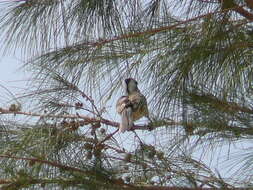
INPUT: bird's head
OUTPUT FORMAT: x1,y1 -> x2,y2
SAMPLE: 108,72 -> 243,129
124,78 -> 139,94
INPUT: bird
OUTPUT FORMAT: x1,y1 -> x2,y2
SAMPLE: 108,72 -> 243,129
116,78 -> 149,133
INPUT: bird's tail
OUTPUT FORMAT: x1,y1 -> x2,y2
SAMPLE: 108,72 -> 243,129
119,107 -> 133,133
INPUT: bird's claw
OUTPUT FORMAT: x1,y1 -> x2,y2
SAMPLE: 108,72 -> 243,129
147,124 -> 153,131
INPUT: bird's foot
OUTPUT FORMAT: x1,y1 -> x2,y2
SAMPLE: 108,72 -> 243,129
147,124 -> 153,131
128,126 -> 135,131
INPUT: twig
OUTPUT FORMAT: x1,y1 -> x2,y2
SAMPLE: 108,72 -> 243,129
218,0 -> 253,21
0,107 -> 119,127
75,88 -> 101,116
1,107 -> 252,136
55,74 -> 101,115
97,128 -> 119,146
0,155 -> 89,174
73,8 -> 249,50
0,155 -> 134,188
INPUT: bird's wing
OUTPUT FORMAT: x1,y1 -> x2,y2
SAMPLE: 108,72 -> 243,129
116,96 -> 131,114
128,92 -> 149,120
128,92 -> 147,111
116,96 -> 133,133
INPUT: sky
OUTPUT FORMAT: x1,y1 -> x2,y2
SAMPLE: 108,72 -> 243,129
0,1 -> 252,186
0,51 -> 26,106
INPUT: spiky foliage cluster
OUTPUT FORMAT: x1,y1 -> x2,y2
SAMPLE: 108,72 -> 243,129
0,0 -> 253,189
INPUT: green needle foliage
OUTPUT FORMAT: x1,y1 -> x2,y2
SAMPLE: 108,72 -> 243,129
0,0 -> 253,189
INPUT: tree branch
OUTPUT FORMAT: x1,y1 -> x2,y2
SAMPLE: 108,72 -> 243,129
125,186 -> 232,190
0,155 -> 90,174
0,107 -> 119,128
234,5 -> 253,20
245,0 -> 253,10
1,107 -> 253,136
219,0 -> 253,21
75,10 -> 232,49
0,155 -> 134,188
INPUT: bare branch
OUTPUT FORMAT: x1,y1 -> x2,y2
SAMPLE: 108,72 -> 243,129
245,0 -> 253,10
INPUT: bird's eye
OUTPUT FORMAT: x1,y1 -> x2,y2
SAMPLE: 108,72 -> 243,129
125,79 -> 130,84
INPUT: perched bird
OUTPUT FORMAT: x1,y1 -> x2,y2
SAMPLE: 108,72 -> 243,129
116,78 -> 149,133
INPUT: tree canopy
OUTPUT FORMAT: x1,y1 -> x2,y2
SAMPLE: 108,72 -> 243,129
0,0 -> 253,189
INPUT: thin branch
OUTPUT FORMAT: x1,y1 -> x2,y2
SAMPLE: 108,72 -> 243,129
52,73 -> 101,115
245,0 -> 253,10
188,92 -> 253,114
234,5 -> 253,20
77,89 -> 101,116
0,108 -> 252,136
135,187 -> 224,190
135,187 -> 217,190
0,107 -> 118,127
77,9 -> 236,48
97,128 -> 119,146
0,179 -> 10,184
0,155 -> 133,188
219,0 -> 253,21
0,155 -> 90,174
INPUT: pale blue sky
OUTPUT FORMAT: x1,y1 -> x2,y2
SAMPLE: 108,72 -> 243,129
0,52 -> 26,105
0,1 -> 251,185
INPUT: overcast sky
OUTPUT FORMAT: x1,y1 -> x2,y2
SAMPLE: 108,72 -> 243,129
0,2 -> 252,184
0,50 -> 26,104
